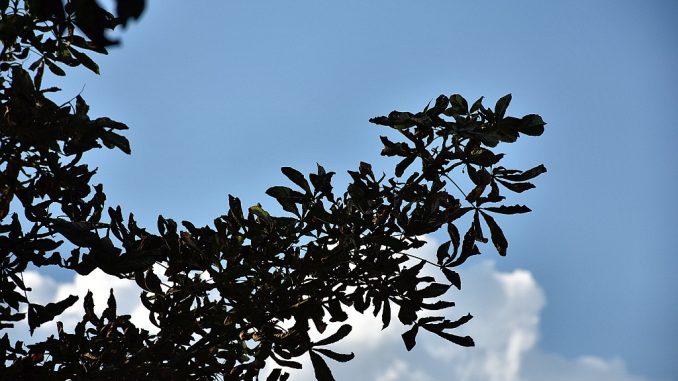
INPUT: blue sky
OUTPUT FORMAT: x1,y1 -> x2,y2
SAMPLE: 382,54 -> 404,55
26,1 -> 676,380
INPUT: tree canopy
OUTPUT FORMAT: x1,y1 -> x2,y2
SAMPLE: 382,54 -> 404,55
0,1 -> 546,380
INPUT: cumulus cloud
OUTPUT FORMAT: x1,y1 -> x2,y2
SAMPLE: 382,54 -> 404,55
277,238 -> 657,381
8,239 -> 657,381
6,268 -> 156,345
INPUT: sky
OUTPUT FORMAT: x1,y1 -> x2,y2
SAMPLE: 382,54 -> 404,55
11,1 -> 677,380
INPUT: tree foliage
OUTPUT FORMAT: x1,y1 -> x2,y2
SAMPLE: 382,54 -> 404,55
0,1 -> 546,380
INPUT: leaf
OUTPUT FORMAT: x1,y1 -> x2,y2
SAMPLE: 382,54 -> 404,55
436,241 -> 451,265
310,350 -> 335,381
28,295 -> 79,334
267,369 -> 282,381
397,301 -> 417,325
481,211 -> 508,256
327,300 -> 348,322
100,131 -> 131,154
422,300 -> 456,310
50,219 -> 100,247
429,330 -> 475,347
266,186 -> 305,215
470,96 -> 485,114
401,324 -> 419,351
500,164 -> 547,182
144,269 -> 163,293
314,348 -> 355,363
473,211 -> 488,243
271,352 -> 303,369
314,324 -> 352,347
518,114 -> 546,136
45,60 -> 65,76
395,155 -> 416,177
449,94 -> 468,115
484,205 -> 531,214
69,47 -> 100,74
494,93 -> 512,120
418,283 -> 451,299
76,95 -> 89,115
101,289 -> 117,322
281,167 -> 311,194
496,179 -> 535,193
116,0 -> 145,26
381,299 -> 391,329
447,223 -> 460,259
447,224 -> 480,267
442,268 -> 461,289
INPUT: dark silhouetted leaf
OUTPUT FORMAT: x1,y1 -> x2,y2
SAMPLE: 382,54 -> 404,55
429,330 -> 475,347
500,164 -> 547,182
28,295 -> 78,334
496,179 -> 535,193
518,114 -> 546,136
69,47 -> 100,74
418,283 -> 451,299
484,205 -> 531,214
310,350 -> 335,381
282,167 -> 311,194
481,211 -> 508,256
314,324 -> 352,347
449,94 -> 468,115
402,324 -> 419,351
395,155 -> 416,177
267,369 -> 282,381
100,131 -> 131,154
442,268 -> 461,289
381,299 -> 391,329
314,348 -> 355,363
436,241 -> 451,265
495,93 -> 512,120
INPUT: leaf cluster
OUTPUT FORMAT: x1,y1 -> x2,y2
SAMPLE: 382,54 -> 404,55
0,2 -> 546,380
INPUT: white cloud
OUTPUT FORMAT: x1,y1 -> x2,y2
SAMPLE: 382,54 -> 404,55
8,239 -> 658,381
278,237 -> 657,381
5,268 -> 156,345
